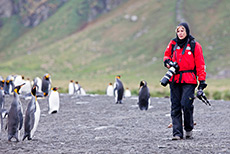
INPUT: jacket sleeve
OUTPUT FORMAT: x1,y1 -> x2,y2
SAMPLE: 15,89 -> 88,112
163,40 -> 173,62
194,42 -> 206,81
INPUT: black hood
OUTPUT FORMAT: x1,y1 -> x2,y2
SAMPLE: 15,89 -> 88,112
176,22 -> 190,48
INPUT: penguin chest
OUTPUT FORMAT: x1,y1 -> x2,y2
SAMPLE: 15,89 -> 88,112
107,86 -> 113,96
48,92 -> 60,114
124,90 -> 131,97
68,83 -> 74,94
30,101 -> 40,137
34,101 -> 41,121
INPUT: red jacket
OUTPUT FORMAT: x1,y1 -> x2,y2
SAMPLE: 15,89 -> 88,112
163,39 -> 206,84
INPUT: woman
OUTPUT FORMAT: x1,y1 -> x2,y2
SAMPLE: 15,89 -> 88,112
163,22 -> 207,140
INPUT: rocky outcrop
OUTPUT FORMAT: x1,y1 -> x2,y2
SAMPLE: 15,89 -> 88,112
0,0 -> 67,27
0,0 -> 14,18
87,0 -> 125,22
176,0 -> 186,23
0,0 -> 125,27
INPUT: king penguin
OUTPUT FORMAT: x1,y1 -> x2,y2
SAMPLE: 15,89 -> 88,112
30,77 -> 44,98
0,76 -> 4,88
0,84 -> 8,119
41,73 -> 51,97
23,85 -> 41,140
124,88 -> 132,98
138,80 -> 150,110
114,75 -> 124,104
106,83 -> 114,96
7,83 -> 25,142
4,75 -> 14,95
0,87 -> 5,132
48,87 -> 60,114
33,77 -> 42,93
68,80 -> 75,95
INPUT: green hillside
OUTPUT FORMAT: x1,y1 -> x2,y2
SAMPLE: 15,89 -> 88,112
0,0 -> 229,97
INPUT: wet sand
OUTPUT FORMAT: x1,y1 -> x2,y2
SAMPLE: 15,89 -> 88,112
0,94 -> 230,153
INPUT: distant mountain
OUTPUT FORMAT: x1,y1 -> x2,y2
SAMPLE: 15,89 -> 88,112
0,0 -> 229,92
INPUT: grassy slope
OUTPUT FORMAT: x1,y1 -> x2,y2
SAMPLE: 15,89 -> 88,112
184,0 -> 230,93
0,16 -> 27,55
0,0 -> 229,95
184,0 -> 230,74
0,0 -> 87,60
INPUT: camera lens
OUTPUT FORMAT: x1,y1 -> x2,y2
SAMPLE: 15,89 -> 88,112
160,67 -> 176,87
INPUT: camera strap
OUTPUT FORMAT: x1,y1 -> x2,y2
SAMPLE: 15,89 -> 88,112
170,41 -> 188,58
182,41 -> 188,55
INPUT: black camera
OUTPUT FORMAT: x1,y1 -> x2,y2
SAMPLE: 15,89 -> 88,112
160,62 -> 179,87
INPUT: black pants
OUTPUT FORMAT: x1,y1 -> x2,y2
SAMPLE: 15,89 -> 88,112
170,82 -> 196,138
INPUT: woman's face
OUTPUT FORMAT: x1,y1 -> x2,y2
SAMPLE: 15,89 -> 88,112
176,26 -> 187,40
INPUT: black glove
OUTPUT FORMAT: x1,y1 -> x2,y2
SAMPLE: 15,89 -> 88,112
198,80 -> 207,90
164,59 -> 175,68
164,59 -> 170,68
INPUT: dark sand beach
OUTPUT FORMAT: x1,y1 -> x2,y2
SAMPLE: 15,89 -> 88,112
0,93 -> 230,153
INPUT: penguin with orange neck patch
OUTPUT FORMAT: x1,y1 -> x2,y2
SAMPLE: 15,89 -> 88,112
48,87 -> 60,114
0,76 -> 4,88
7,83 -> 25,142
41,73 -> 51,96
23,85 -> 41,140
106,83 -> 113,96
114,75 -> 124,104
4,75 -> 14,95
68,80 -> 75,95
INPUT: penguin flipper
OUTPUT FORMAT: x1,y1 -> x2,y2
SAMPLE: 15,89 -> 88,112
25,111 -> 35,132
30,111 -> 35,130
18,110 -> 23,130
5,118 -> 8,130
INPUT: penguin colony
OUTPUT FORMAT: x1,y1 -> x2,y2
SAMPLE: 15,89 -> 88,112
0,74 -> 150,142
0,74 -> 60,142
